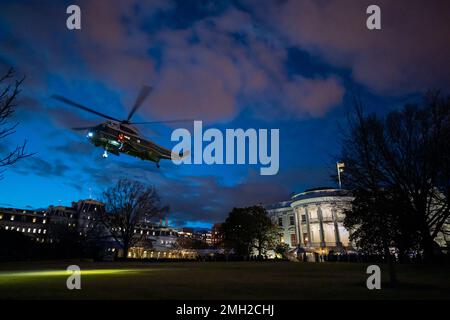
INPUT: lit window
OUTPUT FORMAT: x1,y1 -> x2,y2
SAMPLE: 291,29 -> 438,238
22,228 -> 25,232
33,228 -> 36,233
10,215 -> 15,221
43,219 -> 47,224
27,228 -> 31,233
32,217 -> 37,223
5,226 -> 9,230
0,214 -> 3,220
43,229 -> 47,234
38,229 -> 41,234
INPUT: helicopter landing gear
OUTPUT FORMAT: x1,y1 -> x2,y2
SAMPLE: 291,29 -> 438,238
156,162 -> 160,169
102,150 -> 109,158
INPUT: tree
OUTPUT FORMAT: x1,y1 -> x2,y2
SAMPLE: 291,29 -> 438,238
252,206 -> 280,257
275,243 -> 290,259
101,179 -> 168,259
341,93 -> 450,265
0,68 -> 31,179
221,206 -> 280,258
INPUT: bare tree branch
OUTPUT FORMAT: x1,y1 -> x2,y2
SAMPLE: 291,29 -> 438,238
0,68 -> 31,179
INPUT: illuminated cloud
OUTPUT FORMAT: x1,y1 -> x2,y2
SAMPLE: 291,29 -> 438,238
266,0 -> 450,95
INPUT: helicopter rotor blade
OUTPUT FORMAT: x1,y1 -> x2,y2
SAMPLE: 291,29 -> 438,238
127,85 -> 153,122
72,126 -> 93,131
52,94 -> 122,122
130,119 -> 194,125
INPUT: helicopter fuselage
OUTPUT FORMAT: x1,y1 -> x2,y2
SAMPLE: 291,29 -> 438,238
52,87 -> 189,167
87,121 -> 173,164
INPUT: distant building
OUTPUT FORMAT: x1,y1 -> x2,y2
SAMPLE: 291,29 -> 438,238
0,207 -> 49,243
211,223 -> 223,246
1,199 -> 105,243
0,199 -> 200,260
47,199 -> 105,236
177,227 -> 194,238
194,229 -> 212,245
266,188 -> 354,257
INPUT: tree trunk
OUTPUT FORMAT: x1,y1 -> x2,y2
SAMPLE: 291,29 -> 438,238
383,242 -> 397,287
123,243 -> 130,260
421,233 -> 435,264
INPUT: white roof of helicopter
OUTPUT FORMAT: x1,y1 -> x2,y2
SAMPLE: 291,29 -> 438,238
105,120 -> 140,136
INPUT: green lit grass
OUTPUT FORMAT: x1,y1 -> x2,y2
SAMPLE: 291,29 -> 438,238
0,269 -> 139,278
0,261 -> 448,299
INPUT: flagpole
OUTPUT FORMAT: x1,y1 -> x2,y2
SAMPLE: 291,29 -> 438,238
337,162 -> 342,189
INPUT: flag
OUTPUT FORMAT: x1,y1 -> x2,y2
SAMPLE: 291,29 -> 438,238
337,162 -> 345,173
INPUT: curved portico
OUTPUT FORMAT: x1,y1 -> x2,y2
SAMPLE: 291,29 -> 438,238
266,188 -> 354,255
290,188 -> 353,253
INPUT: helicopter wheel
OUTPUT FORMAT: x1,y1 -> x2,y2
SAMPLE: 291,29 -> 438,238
102,150 -> 109,158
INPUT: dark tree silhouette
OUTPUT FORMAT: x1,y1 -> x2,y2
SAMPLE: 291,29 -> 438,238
101,179 -> 167,259
0,68 -> 31,179
221,206 -> 280,258
341,93 -> 450,267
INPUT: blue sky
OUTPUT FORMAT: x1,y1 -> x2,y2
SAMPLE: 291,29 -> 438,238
1,0 -> 449,228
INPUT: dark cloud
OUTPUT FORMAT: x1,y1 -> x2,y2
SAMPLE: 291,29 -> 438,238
262,0 -> 450,95
12,156 -> 69,178
0,0 -> 346,124
52,140 -> 95,157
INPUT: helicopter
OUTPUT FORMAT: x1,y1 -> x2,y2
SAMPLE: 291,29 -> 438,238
52,86 -> 190,168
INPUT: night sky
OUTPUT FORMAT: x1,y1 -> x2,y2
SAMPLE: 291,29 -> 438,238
1,0 -> 449,228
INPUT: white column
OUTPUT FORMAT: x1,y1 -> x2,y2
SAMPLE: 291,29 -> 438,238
297,207 -> 304,246
304,206 -> 312,247
293,206 -> 302,247
317,205 -> 326,248
332,208 -> 341,247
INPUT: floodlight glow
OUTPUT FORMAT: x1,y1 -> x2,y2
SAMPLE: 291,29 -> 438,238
87,132 -> 94,138
0,269 -> 145,282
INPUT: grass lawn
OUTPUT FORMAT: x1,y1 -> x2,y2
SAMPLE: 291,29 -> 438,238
0,261 -> 448,299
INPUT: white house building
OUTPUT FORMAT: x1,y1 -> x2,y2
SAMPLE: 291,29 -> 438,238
266,188 -> 354,255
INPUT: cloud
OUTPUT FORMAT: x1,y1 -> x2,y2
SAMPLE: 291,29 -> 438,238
282,75 -> 344,117
0,1 -> 346,125
141,7 -> 344,122
12,157 -> 69,178
265,0 -> 450,95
